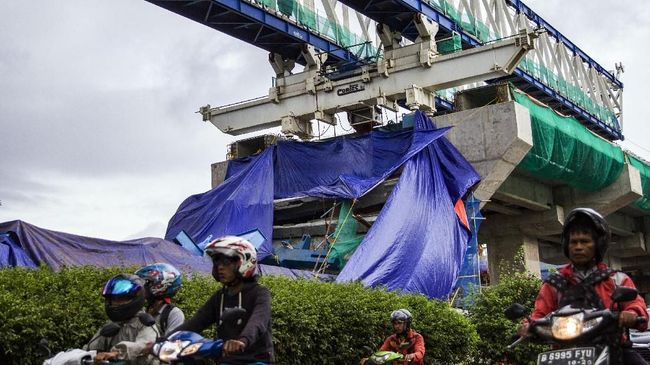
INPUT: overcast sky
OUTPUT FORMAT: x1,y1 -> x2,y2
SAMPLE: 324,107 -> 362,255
1,1 -> 648,240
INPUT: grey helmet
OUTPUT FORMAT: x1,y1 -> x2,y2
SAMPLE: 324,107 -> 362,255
390,309 -> 413,333
561,208 -> 611,262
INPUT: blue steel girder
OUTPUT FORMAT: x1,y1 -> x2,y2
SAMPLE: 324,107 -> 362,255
145,0 -> 360,66
146,0 -> 452,115
336,0 -> 623,140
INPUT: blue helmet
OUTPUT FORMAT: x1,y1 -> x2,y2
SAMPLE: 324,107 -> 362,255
135,263 -> 182,298
102,274 -> 145,322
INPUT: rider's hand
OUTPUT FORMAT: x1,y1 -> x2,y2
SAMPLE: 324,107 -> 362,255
359,357 -> 368,365
141,342 -> 154,355
95,351 -> 119,363
619,310 -> 639,328
223,339 -> 246,354
404,353 -> 415,362
516,323 -> 529,338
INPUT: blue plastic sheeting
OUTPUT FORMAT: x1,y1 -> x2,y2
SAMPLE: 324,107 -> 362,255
1,232 -> 37,268
336,113 -> 480,299
168,125 -> 449,261
0,220 -> 212,272
166,147 -> 275,261
166,112 -> 479,297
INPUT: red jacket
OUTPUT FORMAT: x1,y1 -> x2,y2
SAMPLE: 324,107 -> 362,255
379,329 -> 425,365
531,262 -> 648,332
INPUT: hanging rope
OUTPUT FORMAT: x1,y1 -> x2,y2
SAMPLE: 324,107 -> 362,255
314,199 -> 358,277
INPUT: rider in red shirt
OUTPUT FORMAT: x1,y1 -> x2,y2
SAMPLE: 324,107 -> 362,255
362,309 -> 425,364
521,208 -> 648,364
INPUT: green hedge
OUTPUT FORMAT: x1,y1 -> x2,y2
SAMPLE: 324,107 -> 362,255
0,266 -> 478,365
467,270 -> 547,365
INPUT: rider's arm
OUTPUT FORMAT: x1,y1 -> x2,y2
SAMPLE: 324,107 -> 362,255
519,283 -> 557,335
164,306 -> 186,336
409,333 -> 425,362
530,283 -> 558,321
112,324 -> 158,362
237,286 -> 271,348
618,274 -> 649,331
172,292 -> 220,335
378,336 -> 394,352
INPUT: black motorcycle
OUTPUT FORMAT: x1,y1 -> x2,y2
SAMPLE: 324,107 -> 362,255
505,286 -> 646,365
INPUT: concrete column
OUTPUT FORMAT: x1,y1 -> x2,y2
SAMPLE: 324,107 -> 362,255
480,232 -> 541,284
211,160 -> 229,188
432,101 -> 533,206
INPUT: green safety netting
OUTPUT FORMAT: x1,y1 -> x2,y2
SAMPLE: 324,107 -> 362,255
628,156 -> 650,211
437,33 -> 462,54
328,200 -> 364,268
427,0 -> 498,43
253,0 -> 376,59
513,87 -> 625,192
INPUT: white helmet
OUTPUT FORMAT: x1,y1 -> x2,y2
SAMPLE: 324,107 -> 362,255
204,236 -> 257,279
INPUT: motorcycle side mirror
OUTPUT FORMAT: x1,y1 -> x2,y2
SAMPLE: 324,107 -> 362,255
38,338 -> 51,357
138,312 -> 156,327
362,345 -> 374,356
221,307 -> 247,326
504,303 -> 528,321
100,322 -> 122,337
611,287 -> 638,303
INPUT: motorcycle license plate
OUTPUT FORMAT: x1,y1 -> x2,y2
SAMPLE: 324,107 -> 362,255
537,347 -> 596,365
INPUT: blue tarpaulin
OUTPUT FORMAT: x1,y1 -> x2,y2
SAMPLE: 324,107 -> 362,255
0,220 -> 340,281
336,114 -> 480,298
1,232 -> 37,268
166,111 -> 480,298
0,220 -> 212,272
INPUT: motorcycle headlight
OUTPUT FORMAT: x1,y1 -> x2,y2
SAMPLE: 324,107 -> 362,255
552,313 -> 584,340
371,353 -> 390,364
158,340 -> 190,362
180,343 -> 203,356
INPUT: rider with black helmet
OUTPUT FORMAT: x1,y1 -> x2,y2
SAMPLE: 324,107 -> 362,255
85,274 -> 159,364
521,208 -> 649,364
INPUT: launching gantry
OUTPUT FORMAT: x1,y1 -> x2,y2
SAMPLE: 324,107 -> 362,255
199,15 -> 537,139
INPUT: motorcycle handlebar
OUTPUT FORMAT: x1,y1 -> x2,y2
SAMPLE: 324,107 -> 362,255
83,360 -> 110,365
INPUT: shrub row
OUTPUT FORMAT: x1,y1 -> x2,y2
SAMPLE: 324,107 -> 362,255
0,266 -> 481,365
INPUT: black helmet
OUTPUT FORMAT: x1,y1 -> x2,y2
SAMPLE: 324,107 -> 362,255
561,208 -> 610,262
102,274 -> 146,322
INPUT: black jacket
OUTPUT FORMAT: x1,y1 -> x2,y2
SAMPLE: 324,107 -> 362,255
174,281 -> 274,363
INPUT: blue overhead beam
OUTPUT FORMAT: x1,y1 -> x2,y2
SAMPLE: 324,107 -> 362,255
145,0 -> 359,65
146,0 -> 452,114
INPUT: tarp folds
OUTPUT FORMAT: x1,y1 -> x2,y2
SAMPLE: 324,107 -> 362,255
0,220 -> 212,272
166,147 -> 275,260
336,113 -> 480,299
1,232 -> 37,268
167,111 -> 479,297
173,126 -> 450,261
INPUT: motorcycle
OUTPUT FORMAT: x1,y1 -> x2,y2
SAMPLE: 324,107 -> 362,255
42,313 -> 155,365
152,307 -> 247,364
361,346 -> 405,364
505,286 -> 646,365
